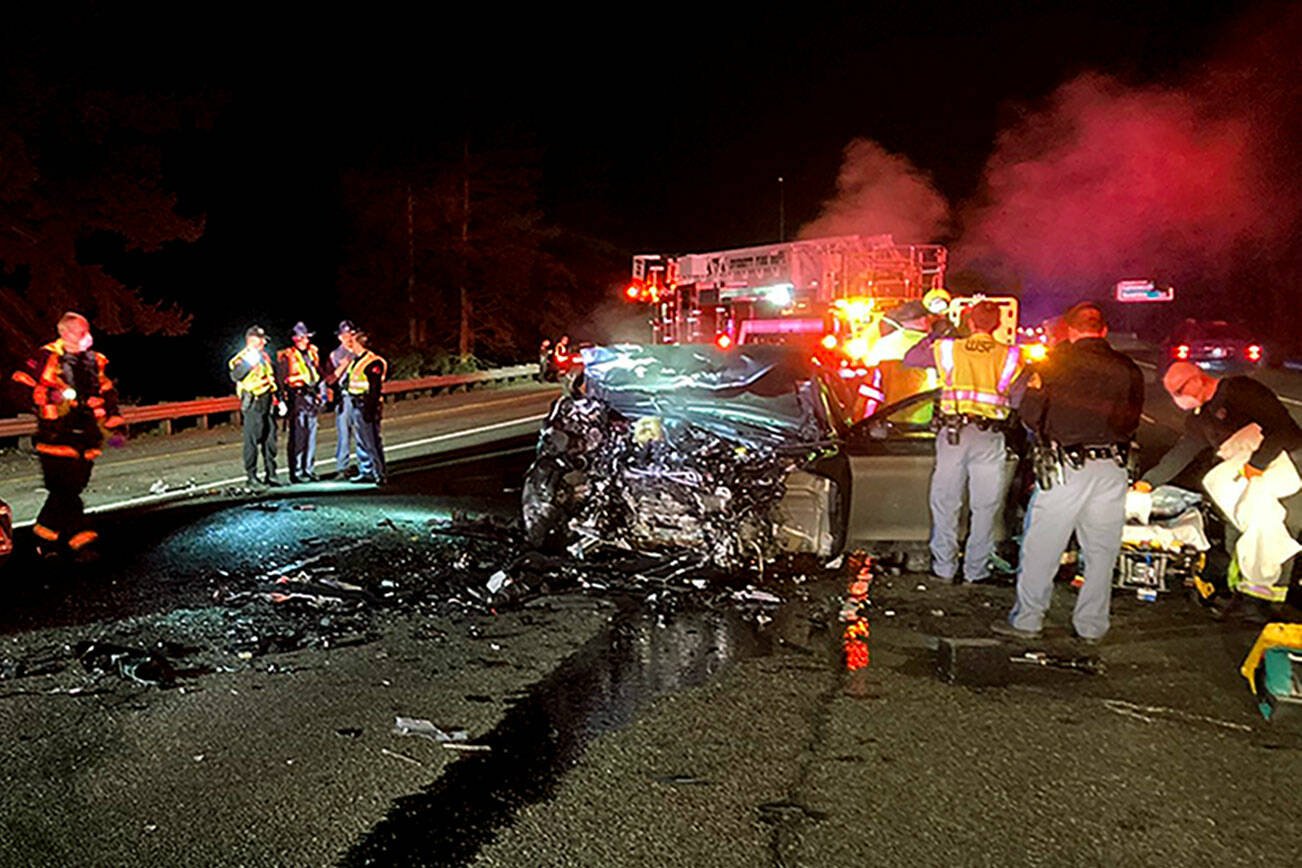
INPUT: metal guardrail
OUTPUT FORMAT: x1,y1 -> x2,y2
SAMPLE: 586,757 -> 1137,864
0,364 -> 541,440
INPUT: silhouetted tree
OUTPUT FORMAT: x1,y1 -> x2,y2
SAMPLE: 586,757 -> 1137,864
0,77 -> 207,358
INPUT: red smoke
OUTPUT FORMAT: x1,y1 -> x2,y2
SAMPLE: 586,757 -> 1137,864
799,139 -> 949,242
804,5 -> 1301,329
960,72 -> 1282,294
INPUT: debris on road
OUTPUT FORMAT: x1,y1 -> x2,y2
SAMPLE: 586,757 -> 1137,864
74,640 -> 209,688
393,716 -> 469,742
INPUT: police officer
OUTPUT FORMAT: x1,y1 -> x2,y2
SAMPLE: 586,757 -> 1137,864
277,322 -> 325,483
328,320 -> 358,479
994,302 -> 1144,644
905,301 -> 1025,583
11,312 -> 126,559
1135,361 -> 1302,609
340,328 -> 387,485
228,326 -> 281,486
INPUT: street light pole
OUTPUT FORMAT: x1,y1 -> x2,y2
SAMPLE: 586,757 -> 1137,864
778,176 -> 785,242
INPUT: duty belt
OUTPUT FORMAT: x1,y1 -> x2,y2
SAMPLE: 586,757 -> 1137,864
1059,442 -> 1130,468
931,412 -> 1011,444
1031,440 -> 1131,490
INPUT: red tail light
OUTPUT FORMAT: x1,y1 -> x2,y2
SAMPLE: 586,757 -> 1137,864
1174,344 -> 1190,360
1246,344 -> 1262,362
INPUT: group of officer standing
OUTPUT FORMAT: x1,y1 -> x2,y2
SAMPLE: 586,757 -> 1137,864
226,319 -> 388,487
906,298 -> 1299,645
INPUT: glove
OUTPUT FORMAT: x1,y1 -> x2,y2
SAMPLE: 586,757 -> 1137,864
1242,463 -> 1264,480
276,400 -> 288,418
1131,481 -> 1153,493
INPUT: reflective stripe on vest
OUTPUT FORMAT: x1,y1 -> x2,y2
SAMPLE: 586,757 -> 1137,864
26,341 -> 114,421
229,350 -> 277,396
996,345 -> 1023,393
280,345 -> 321,387
346,350 -> 387,395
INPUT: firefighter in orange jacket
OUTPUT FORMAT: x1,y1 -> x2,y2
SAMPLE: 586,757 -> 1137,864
11,312 -> 125,558
276,322 -> 325,483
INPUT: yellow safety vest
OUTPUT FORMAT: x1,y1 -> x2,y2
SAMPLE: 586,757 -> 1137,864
866,326 -> 927,366
346,350 -> 387,396
278,344 -> 321,388
933,334 -> 1023,419
229,349 -> 277,397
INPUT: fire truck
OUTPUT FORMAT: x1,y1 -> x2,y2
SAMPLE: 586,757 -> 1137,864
626,235 -> 1025,424
628,234 -> 947,349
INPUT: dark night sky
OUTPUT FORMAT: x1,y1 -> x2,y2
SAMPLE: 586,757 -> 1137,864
8,1 -> 1277,395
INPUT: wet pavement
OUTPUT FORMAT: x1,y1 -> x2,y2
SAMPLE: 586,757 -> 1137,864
345,605 -> 774,867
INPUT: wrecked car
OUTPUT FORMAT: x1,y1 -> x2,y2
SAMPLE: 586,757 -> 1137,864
521,344 -> 849,571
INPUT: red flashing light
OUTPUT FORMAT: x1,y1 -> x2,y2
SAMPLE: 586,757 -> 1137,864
1174,344 -> 1190,360
1247,344 -> 1263,362
625,285 -> 639,300
715,334 -> 733,350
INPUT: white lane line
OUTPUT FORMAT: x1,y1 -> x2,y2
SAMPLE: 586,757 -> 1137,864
1281,395 -> 1302,409
1135,360 -> 1156,370
16,413 -> 548,526
1140,413 -> 1157,424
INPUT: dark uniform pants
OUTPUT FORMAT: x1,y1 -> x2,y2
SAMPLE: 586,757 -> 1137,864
286,389 -> 319,479
347,401 -> 386,482
36,452 -> 95,548
242,392 -> 277,481
335,392 -> 355,473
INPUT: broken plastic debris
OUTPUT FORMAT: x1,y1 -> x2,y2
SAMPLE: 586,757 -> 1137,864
486,571 -> 510,594
149,479 -> 167,495
824,554 -> 845,570
884,610 -> 896,617
732,589 -> 782,605
929,609 -> 945,617
915,584 -> 927,591
393,716 -> 468,742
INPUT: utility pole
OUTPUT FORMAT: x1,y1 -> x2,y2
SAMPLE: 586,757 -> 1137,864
778,176 -> 785,242
458,136 -> 472,359
406,183 -> 418,348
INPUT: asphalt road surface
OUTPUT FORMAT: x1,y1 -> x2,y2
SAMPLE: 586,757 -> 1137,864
1,353 -> 1301,867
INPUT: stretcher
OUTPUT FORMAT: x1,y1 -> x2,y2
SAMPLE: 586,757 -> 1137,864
1117,486 -> 1210,596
